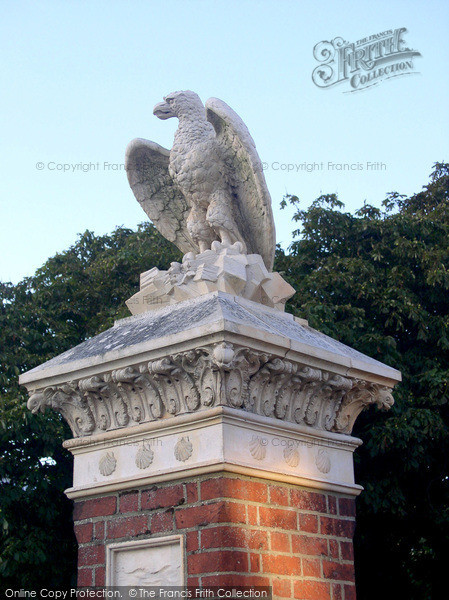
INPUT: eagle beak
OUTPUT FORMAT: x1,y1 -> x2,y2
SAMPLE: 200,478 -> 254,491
153,101 -> 175,120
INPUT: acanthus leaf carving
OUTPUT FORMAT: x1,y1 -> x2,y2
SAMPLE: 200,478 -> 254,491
318,374 -> 353,432
27,382 -> 95,437
78,376 -> 111,431
134,369 -> 164,421
332,381 -> 394,434
111,368 -> 143,425
25,343 -> 396,437
247,358 -> 287,416
290,368 -> 322,424
148,358 -> 182,415
148,356 -> 200,414
213,344 -> 264,408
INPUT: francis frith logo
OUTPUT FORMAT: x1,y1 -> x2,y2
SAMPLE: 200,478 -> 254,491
312,28 -> 421,92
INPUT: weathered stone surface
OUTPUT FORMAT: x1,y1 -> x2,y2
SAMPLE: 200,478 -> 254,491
20,292 -> 397,378
20,292 -> 401,438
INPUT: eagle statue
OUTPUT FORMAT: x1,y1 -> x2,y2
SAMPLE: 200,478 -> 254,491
125,91 -> 276,270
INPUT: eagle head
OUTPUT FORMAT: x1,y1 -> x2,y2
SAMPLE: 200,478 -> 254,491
153,90 -> 204,120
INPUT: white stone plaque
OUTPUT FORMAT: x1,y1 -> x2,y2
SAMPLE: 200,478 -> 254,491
106,535 -> 184,586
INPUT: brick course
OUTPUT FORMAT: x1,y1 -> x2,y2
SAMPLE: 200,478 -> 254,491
74,474 -> 356,599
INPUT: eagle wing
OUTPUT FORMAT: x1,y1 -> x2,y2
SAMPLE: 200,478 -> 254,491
125,138 -> 198,254
205,98 -> 276,270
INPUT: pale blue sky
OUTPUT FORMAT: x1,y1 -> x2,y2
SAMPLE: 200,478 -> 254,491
1,0 -> 448,283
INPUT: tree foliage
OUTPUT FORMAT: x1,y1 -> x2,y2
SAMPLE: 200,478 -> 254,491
0,223 -> 180,588
1,164 -> 448,597
276,162 -> 449,600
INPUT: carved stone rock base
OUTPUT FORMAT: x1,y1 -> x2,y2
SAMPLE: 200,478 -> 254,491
126,242 -> 295,314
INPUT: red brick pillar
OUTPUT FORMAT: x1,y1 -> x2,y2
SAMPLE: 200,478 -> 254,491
74,474 -> 356,599
19,200 -> 401,597
21,286 -> 400,598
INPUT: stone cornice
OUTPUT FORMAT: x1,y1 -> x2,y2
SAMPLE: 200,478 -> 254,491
26,341 -> 394,438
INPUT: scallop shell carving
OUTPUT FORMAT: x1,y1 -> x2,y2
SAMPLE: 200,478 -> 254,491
174,437 -> 193,462
283,445 -> 300,468
135,444 -> 154,470
316,449 -> 331,474
249,436 -> 267,461
99,452 -> 116,476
